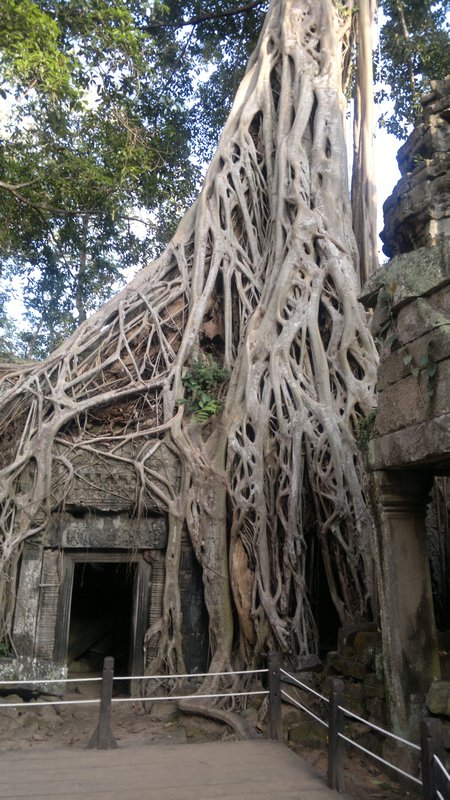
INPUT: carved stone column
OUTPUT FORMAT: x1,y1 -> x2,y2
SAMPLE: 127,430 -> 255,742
373,469 -> 441,740
12,542 -> 43,656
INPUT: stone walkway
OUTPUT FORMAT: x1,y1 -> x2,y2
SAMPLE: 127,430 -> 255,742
0,739 -> 351,799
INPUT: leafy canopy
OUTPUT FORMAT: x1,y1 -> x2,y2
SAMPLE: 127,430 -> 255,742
0,0 -> 448,358
378,0 -> 450,137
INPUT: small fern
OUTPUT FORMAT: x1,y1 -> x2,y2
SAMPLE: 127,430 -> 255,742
180,356 -> 228,421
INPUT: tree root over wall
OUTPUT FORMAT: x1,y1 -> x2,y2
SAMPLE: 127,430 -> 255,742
0,0 -> 378,695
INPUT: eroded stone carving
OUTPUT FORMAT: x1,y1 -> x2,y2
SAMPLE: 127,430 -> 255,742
45,513 -> 167,549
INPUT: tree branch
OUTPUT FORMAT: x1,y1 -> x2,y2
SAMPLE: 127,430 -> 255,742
144,1 -> 267,31
0,180 -> 138,221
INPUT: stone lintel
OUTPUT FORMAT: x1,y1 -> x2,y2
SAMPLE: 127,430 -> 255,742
44,513 -> 168,550
369,412 -> 450,472
360,240 -> 450,312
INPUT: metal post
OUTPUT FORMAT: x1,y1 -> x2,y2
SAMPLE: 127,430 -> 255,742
268,652 -> 282,741
87,656 -> 117,750
327,678 -> 345,792
421,717 -> 445,800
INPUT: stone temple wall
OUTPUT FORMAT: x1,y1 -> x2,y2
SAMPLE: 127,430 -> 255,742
360,76 -> 450,742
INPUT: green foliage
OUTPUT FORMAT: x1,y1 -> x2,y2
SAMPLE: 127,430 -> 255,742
0,641 -> 12,657
0,1 -> 268,357
0,0 -> 72,97
356,409 -> 378,450
181,356 -> 228,421
0,0 -> 203,355
377,0 -> 450,137
0,0 -> 448,356
398,344 -> 437,401
416,342 -> 437,400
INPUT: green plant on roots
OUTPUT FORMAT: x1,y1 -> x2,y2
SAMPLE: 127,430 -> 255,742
0,641 -> 12,657
180,356 -> 228,421
356,409 -> 378,450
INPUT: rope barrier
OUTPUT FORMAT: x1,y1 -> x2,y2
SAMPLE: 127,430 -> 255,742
111,690 -> 269,704
115,668 -> 269,682
337,732 -> 423,787
3,655 -> 447,798
0,688 -> 268,708
0,668 -> 267,690
281,689 -> 328,729
280,666 -> 433,794
0,698 -> 100,709
434,754 -> 450,782
280,668 -> 328,703
0,676 -> 102,685
338,704 -> 421,752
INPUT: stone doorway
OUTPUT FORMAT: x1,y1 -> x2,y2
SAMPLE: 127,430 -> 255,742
68,561 -> 135,675
54,552 -> 151,681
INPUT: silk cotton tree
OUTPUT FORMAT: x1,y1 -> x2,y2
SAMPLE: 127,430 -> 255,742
0,0 -> 378,684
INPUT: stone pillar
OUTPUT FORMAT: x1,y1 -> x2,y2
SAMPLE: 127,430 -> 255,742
373,470 -> 441,740
12,542 -> 43,656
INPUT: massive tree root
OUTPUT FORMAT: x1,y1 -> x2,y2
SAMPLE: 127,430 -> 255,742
0,0 -> 377,683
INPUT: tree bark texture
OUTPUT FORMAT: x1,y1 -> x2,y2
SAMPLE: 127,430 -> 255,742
0,0 -> 378,678
351,0 -> 378,284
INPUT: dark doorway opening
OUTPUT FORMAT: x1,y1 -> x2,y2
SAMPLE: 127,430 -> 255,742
308,543 -> 341,658
68,562 -> 135,675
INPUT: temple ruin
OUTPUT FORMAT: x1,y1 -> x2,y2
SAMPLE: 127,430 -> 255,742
362,76 -> 450,739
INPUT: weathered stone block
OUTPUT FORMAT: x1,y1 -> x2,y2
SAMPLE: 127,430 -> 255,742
381,76 -> 450,257
362,674 -> 385,700
442,720 -> 450,749
395,297 -> 450,347
370,413 -> 450,470
342,681 -> 363,704
337,622 -> 378,651
375,359 -> 450,437
439,653 -> 450,681
59,442 -> 180,513
352,631 -> 382,661
398,121 -> 450,174
377,325 -> 450,392
360,241 -> 450,313
326,653 -> 367,681
426,680 -> 450,716
364,697 -> 386,724
287,720 -> 327,748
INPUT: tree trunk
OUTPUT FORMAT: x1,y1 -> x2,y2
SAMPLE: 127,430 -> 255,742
351,0 -> 378,285
0,0 -> 378,677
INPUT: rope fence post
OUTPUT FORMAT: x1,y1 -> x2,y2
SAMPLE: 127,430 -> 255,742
268,652 -> 282,742
87,656 -> 117,750
327,677 -> 345,792
421,717 -> 445,800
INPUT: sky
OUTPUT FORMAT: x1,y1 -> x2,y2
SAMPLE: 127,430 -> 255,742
375,124 -> 402,258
